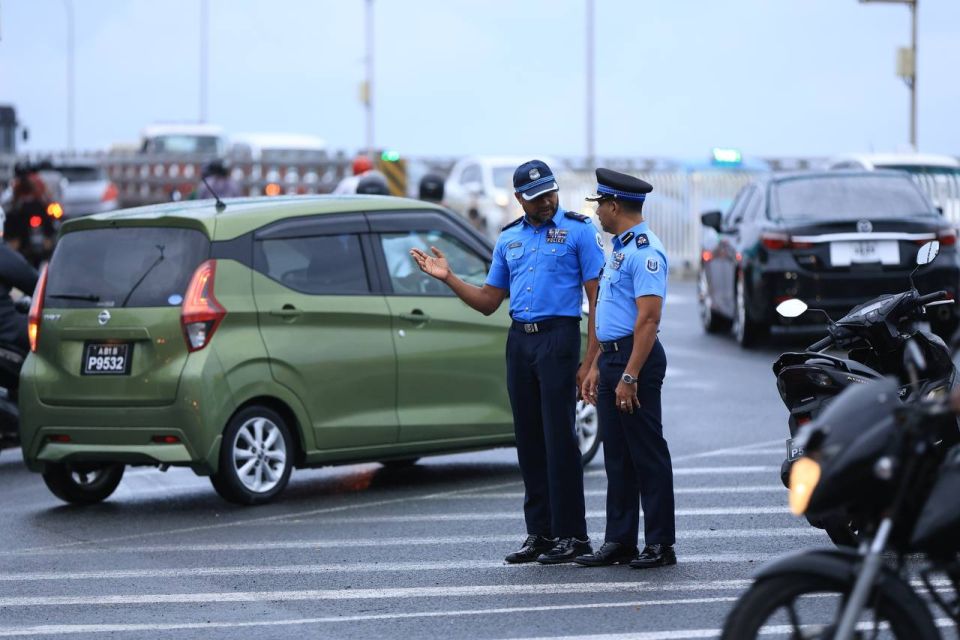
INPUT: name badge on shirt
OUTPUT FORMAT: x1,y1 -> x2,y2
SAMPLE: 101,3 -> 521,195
507,241 -> 522,249
546,228 -> 568,244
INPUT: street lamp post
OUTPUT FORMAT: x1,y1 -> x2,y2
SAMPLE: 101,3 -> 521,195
63,0 -> 74,151
364,0 -> 374,160
585,0 -> 595,169
859,0 -> 918,149
200,0 -> 209,123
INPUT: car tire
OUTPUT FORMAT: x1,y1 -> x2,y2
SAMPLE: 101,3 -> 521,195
42,462 -> 124,504
380,458 -> 420,469
733,270 -> 763,348
698,269 -> 730,334
210,406 -> 294,506
577,399 -> 601,466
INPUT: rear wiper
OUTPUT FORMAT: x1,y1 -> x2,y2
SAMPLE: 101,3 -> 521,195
121,244 -> 165,308
47,292 -> 101,302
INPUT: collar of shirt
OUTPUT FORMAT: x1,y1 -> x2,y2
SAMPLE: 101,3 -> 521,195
612,220 -> 649,250
521,207 -> 564,229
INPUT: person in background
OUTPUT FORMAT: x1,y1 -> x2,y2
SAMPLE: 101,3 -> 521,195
197,159 -> 242,199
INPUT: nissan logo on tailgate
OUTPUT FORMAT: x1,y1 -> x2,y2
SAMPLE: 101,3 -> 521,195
97,310 -> 111,326
857,220 -> 873,234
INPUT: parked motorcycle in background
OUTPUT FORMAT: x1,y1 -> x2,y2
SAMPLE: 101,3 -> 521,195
771,240 -> 957,545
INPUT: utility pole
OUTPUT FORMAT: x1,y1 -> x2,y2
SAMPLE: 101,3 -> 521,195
585,0 -> 595,169
63,0 -> 74,150
200,0 -> 209,123
859,0 -> 918,150
364,0 -> 375,159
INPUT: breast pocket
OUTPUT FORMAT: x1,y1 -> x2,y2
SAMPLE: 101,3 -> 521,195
507,244 -> 525,261
601,267 -> 621,298
546,243 -> 569,271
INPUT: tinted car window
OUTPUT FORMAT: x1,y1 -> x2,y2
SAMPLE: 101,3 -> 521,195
380,231 -> 487,295
55,166 -> 106,182
771,176 -> 933,220
46,227 -> 209,308
724,186 -> 754,228
257,234 -> 370,294
460,165 -> 481,186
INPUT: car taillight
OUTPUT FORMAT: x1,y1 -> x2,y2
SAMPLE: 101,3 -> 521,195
938,228 -> 956,247
102,182 -> 119,202
46,202 -> 64,219
761,233 -> 812,251
181,260 -> 226,352
28,265 -> 49,353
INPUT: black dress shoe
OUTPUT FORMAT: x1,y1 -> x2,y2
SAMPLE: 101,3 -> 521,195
574,541 -> 639,567
629,544 -> 677,569
537,537 -> 592,565
505,535 -> 556,564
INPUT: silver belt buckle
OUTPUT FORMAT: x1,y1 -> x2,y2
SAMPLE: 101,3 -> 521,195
602,341 -> 618,353
523,323 -> 538,334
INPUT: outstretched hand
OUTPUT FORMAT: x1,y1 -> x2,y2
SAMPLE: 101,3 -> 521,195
410,246 -> 451,281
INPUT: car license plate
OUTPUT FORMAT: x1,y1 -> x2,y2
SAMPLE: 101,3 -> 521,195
786,438 -> 805,462
829,240 -> 899,266
81,342 -> 132,376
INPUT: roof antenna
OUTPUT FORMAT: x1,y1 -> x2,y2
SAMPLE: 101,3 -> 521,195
201,175 -> 227,213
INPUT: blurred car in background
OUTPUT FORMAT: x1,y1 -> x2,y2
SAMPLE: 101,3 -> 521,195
139,123 -> 226,156
53,161 -> 119,219
698,170 -> 960,347
444,155 -> 561,238
828,153 -> 960,220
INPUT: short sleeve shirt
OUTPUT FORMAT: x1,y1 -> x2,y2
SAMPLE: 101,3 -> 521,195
486,208 -> 605,322
595,221 -> 668,342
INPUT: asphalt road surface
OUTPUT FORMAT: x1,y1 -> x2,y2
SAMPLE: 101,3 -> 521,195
0,280 -> 889,639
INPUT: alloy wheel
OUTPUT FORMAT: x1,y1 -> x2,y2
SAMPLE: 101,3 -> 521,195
231,417 -> 288,493
576,400 -> 598,455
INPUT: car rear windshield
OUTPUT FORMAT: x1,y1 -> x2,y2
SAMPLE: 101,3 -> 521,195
45,227 -> 210,308
771,176 -> 934,221
55,166 -> 106,182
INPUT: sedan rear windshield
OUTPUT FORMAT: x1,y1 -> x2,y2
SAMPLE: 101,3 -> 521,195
45,227 -> 210,308
771,176 -> 934,221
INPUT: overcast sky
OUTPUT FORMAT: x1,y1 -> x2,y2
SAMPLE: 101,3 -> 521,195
1,0 -> 958,161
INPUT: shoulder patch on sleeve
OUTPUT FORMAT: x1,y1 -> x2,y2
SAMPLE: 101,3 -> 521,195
564,211 -> 590,223
636,233 -> 649,248
645,257 -> 660,274
501,217 -> 523,231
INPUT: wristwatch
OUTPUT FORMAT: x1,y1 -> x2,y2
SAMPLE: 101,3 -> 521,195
621,373 -> 638,385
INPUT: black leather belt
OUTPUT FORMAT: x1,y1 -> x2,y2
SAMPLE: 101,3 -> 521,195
510,317 -> 580,334
599,336 -> 633,353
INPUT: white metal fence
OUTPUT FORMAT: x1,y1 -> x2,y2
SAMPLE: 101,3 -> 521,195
561,169 -> 759,275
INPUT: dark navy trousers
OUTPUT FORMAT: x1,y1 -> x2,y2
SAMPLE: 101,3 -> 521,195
596,338 -> 676,546
505,320 -> 587,540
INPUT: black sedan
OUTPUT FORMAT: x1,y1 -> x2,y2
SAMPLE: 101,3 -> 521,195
698,171 -> 960,346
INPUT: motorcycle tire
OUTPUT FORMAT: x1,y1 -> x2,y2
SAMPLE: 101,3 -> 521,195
721,572 -> 938,640
42,463 -> 124,505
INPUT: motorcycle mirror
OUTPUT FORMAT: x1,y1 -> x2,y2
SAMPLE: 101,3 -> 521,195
776,299 -> 808,318
916,241 -> 940,266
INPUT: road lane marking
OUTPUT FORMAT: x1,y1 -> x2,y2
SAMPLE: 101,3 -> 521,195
0,598 -> 745,637
0,580 -> 758,607
275,506 -> 790,526
0,527 -> 819,557
0,554 -> 790,583
586,466 -> 781,478
430,486 -> 786,499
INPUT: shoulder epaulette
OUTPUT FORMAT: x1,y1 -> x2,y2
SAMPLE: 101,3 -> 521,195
564,211 -> 590,223
501,217 -> 523,231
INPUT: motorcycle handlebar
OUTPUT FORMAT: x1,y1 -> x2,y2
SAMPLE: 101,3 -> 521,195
917,290 -> 949,306
808,336 -> 833,352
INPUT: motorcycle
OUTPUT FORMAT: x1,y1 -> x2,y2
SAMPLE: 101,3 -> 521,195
772,240 -> 957,544
722,340 -> 960,639
0,296 -> 30,458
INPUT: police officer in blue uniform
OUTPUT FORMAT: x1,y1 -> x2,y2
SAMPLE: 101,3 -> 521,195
575,168 -> 677,569
410,160 -> 606,564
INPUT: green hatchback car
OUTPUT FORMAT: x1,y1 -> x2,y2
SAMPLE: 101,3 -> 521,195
21,196 -> 599,505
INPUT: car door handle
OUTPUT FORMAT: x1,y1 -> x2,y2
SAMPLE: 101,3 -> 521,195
270,306 -> 302,318
399,310 -> 430,323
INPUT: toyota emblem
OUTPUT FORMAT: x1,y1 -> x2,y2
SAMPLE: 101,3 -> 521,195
857,220 -> 873,234
97,310 -> 111,326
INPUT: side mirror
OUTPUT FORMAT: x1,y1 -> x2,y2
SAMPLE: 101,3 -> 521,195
937,206 -> 945,216
917,241 -> 940,266
700,210 -> 723,232
776,298 -> 808,319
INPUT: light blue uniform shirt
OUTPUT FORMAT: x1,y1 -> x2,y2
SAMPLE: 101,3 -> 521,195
486,207 -> 606,322
596,221 -> 668,342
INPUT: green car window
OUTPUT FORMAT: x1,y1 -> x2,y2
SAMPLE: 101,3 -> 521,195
257,234 -> 370,294
381,231 -> 488,295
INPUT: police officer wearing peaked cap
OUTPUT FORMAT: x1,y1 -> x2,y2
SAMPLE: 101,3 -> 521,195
575,168 -> 677,569
410,160 -> 606,564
